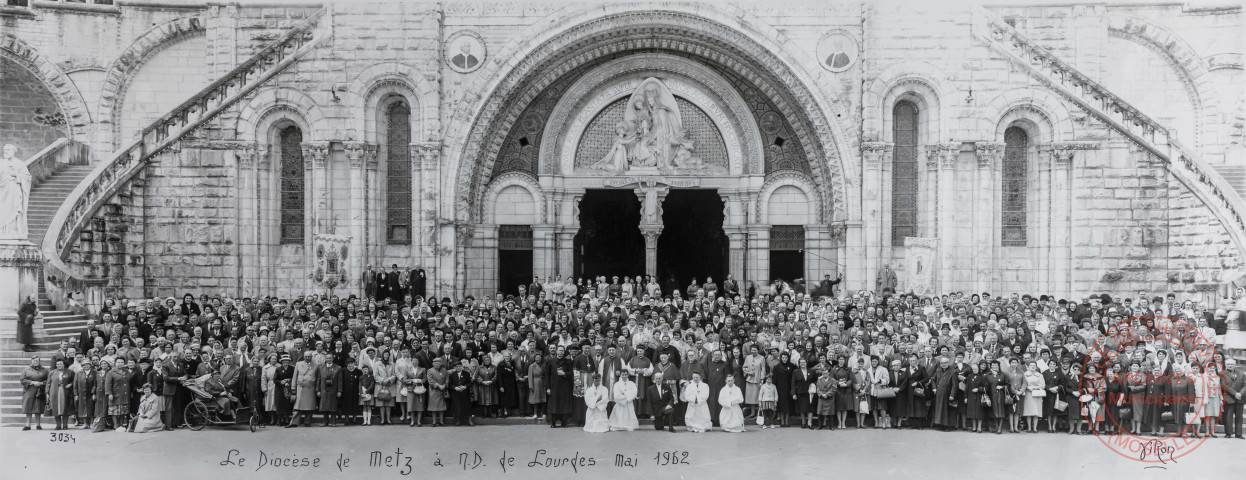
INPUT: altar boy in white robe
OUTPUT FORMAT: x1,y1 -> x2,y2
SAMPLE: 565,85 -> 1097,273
609,373 -> 639,431
683,372 -> 712,432
718,375 -> 746,433
583,373 -> 611,433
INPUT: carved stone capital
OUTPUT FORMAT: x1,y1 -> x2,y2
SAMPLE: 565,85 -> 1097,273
363,144 -> 379,170
344,141 -> 370,169
411,142 -> 440,169
1049,141 -> 1100,168
255,143 -> 271,168
301,142 -> 330,169
455,224 -> 475,246
236,143 -> 257,169
925,143 -> 958,171
640,227 -> 663,248
862,142 -> 893,170
974,142 -> 1004,169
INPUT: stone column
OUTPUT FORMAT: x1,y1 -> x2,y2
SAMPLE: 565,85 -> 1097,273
640,228 -> 662,278
635,182 -> 669,279
301,142 -> 330,238
362,145 -> 379,269
253,143 -> 272,295
974,142 -> 1003,293
556,195 -> 580,278
861,142 -> 888,289
928,143 -> 959,293
454,224 -> 474,298
236,144 -> 258,296
345,142 -> 370,296
1050,142 -> 1095,299
532,225 -> 556,280
412,142 -> 440,274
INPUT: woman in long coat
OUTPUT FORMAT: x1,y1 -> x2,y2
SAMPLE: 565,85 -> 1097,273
317,361 -> 343,426
771,352 -> 794,427
92,362 -> 111,431
403,361 -> 427,426
426,358 -> 448,426
74,361 -> 96,428
132,384 -> 164,433
475,355 -> 498,417
48,359 -> 74,430
985,361 -> 1008,434
1021,361 -> 1046,433
290,355 -> 319,427
496,354 -> 518,417
372,354 -> 398,425
274,356 -> 295,424
964,362 -> 985,432
527,353 -> 546,419
359,365 -> 376,425
17,297 -> 38,352
20,356 -> 48,430
448,359 -> 475,426
1065,363 -> 1085,435
832,356 -> 854,428
815,368 -> 836,429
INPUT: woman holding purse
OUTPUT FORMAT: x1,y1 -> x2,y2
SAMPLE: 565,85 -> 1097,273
1022,361 -> 1045,433
404,355 -> 427,427
815,367 -> 836,430
832,356 -> 853,430
359,364 -> 375,425
870,356 -> 892,429
372,352 -> 397,425
853,357 -> 872,429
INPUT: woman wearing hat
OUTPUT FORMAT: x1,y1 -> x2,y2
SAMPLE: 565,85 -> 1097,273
426,357 -> 448,426
20,356 -> 48,430
274,355 -> 295,426
965,361 -> 987,433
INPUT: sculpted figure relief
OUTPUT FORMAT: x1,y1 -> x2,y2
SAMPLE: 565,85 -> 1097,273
591,78 -> 712,174
0,144 -> 32,240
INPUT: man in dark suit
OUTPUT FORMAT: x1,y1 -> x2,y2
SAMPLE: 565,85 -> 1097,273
160,351 -> 188,430
363,266 -> 377,300
387,264 -> 403,303
410,267 -> 427,299
1225,358 -> 1245,439
375,268 -> 390,302
648,372 -> 677,432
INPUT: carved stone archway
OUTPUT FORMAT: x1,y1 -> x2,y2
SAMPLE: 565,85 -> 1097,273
0,35 -> 92,140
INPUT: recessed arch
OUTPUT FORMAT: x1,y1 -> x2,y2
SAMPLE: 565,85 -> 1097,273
97,16 -> 207,148
236,87 -> 329,142
0,35 -> 92,141
346,62 -> 440,142
445,5 -> 854,226
483,172 -> 545,225
759,172 -> 820,224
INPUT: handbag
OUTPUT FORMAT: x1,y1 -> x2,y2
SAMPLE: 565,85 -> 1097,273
981,395 -> 992,406
873,386 -> 897,399
1004,394 -> 1015,405
913,387 -> 925,397
1118,407 -> 1132,420
1054,399 -> 1068,412
1079,394 -> 1093,403
858,399 -> 870,414
376,387 -> 392,401
399,387 -> 409,397
1031,388 -> 1046,398
413,385 -> 427,395
360,392 -> 373,403
756,415 -> 765,426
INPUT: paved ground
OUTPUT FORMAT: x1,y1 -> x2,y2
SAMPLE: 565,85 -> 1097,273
0,423 -> 1239,479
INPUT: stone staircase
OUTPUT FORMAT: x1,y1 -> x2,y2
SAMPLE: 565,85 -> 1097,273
1216,164 -> 1246,200
0,8 -> 328,427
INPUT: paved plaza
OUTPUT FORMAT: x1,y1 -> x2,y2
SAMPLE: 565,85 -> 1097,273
1,424 -> 1238,480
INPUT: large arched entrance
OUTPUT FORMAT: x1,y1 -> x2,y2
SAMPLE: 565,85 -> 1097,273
447,6 -> 855,297
657,190 -> 727,294
575,189 -> 645,280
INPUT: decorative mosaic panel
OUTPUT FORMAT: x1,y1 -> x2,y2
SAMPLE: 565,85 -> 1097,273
892,101 -> 919,244
279,126 -> 304,245
492,59 -> 604,179
498,225 -> 534,250
1002,127 -> 1028,246
572,96 -> 728,170
706,64 -> 812,176
770,225 -> 806,251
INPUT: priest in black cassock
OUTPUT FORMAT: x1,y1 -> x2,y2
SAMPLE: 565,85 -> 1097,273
448,358 -> 475,426
930,356 -> 959,430
544,346 -> 574,428
705,350 -> 730,426
571,345 -> 596,426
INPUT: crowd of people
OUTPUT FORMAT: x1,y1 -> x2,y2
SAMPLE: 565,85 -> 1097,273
15,268 -> 1246,440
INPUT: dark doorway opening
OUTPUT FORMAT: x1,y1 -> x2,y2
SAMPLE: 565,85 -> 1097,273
769,225 -> 805,284
657,189 -> 727,295
497,225 -> 533,297
575,189 -> 644,281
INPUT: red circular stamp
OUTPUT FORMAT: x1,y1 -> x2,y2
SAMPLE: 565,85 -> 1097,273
1080,315 -> 1222,464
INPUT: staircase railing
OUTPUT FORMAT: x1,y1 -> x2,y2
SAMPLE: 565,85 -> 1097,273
40,8 -> 328,310
971,6 -> 1246,260
24,138 -> 89,185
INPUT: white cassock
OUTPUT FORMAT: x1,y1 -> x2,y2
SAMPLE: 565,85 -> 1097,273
583,385 -> 611,433
609,380 -> 639,431
719,384 -> 745,433
683,381 -> 712,432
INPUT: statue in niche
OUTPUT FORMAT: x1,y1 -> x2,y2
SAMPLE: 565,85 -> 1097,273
591,78 -> 707,174
0,144 -> 32,240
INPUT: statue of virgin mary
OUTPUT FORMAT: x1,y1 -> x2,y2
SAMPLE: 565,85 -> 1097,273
0,144 -> 32,240
624,78 -> 692,169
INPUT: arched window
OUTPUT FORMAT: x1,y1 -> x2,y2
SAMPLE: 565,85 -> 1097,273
386,100 -> 412,244
279,125 -> 304,244
1002,126 -> 1028,246
892,101 -> 919,243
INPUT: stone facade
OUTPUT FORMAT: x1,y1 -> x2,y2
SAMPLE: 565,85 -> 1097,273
2,0 -> 1242,304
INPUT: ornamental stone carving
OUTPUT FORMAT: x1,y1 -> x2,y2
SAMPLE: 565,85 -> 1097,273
862,142 -> 892,170
974,142 -> 1004,169
301,142 -> 329,169
344,142 -> 368,168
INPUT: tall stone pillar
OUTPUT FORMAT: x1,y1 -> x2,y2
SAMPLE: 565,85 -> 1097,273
254,143 -> 272,294
532,225 -> 556,280
0,241 -> 40,341
974,142 -> 1003,293
301,142 -> 330,236
556,195 -> 580,278
362,145 -> 379,269
635,182 -> 669,279
861,142 -> 888,289
236,144 -> 259,295
1035,144 -> 1053,293
1050,142 -> 1095,299
345,142 -> 371,296
928,143 -> 959,293
412,142 -> 440,275
454,224 -> 474,298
